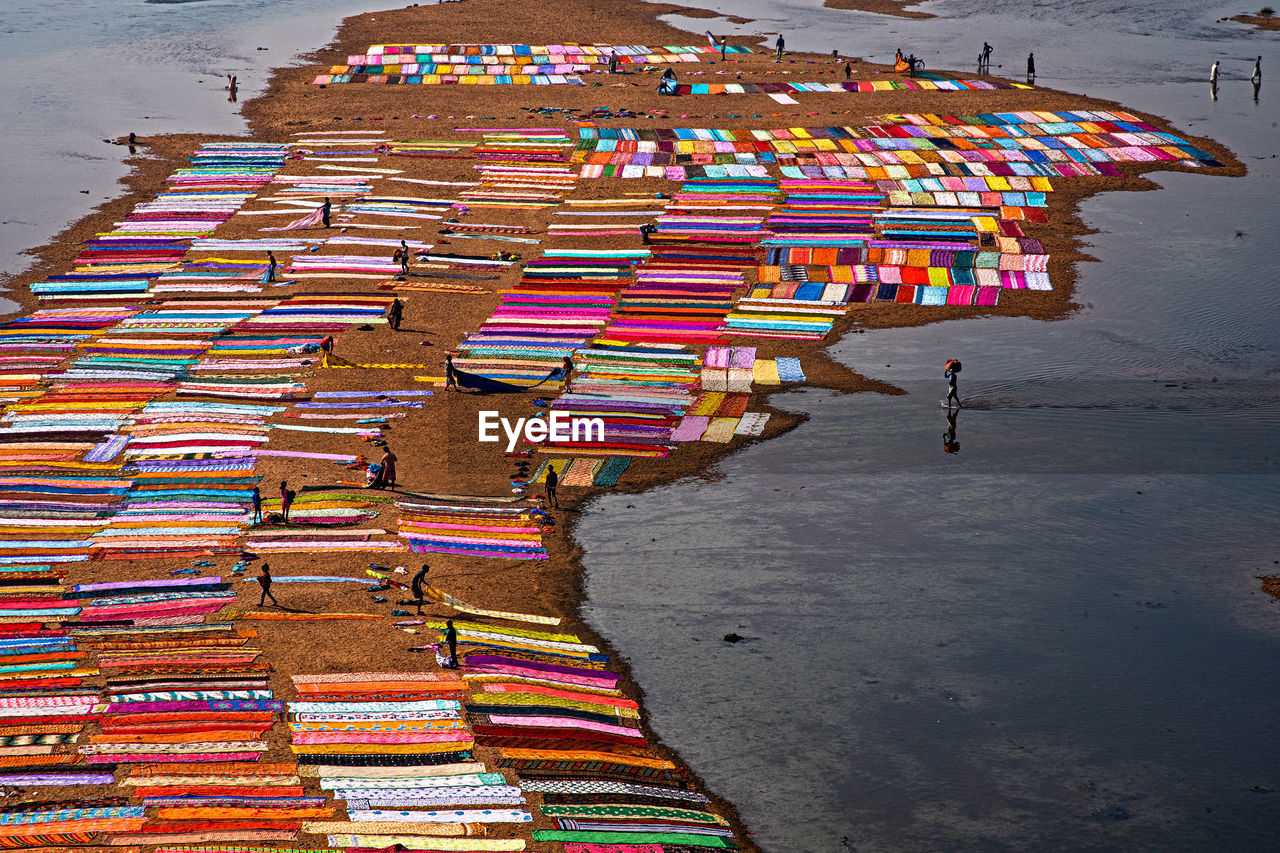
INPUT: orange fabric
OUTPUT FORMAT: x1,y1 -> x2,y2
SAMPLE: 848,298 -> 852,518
502,747 -> 675,769
89,730 -> 267,744
154,807 -> 334,820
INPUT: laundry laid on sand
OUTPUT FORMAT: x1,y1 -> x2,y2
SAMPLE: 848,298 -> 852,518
0,3 -> 1233,851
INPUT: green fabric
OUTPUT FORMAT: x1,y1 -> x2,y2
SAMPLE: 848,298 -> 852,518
593,456 -> 631,487
531,830 -> 735,848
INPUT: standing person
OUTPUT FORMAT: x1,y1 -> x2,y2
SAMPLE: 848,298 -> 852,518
250,486 -> 262,524
279,480 -> 295,523
266,252 -> 277,283
719,36 -> 727,62
1210,60 -> 1220,85
560,355 -> 573,393
1253,55 -> 1262,84
399,239 -> 411,274
257,563 -> 278,607
775,34 -> 785,61
981,42 -> 992,69
387,297 -> 403,331
944,359 -> 962,409
411,563 -> 429,615
321,197 -> 332,228
844,60 -> 852,80
545,463 -> 559,509
443,619 -> 458,668
380,447 -> 397,489
444,353 -> 458,390
1027,52 -> 1035,80
608,51 -> 619,74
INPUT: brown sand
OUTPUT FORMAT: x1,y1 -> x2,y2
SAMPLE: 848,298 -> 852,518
1261,576 -> 1280,600
0,0 -> 1244,849
1231,13 -> 1280,31
824,0 -> 937,19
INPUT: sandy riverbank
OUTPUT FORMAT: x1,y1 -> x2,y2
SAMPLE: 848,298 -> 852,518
0,0 -> 1244,849
1231,12 -> 1280,31
824,0 -> 936,19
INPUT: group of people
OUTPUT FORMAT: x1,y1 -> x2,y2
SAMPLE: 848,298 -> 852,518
1210,56 -> 1262,100
248,481 -> 295,525
973,42 -> 1036,79
252,562 -> 460,669
894,48 -> 924,76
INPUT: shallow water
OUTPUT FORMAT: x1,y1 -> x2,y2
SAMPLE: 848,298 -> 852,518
2,0 -> 1278,849
0,0 -> 394,288
578,1 -> 1280,851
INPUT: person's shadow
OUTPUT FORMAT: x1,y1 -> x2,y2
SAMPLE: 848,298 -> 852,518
257,604 -> 313,614
943,407 -> 961,454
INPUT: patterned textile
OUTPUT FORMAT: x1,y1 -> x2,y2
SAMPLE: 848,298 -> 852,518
295,751 -> 472,766
519,779 -> 710,802
539,804 -> 729,824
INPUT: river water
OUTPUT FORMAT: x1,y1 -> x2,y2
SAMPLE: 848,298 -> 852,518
0,0 -> 395,289
575,1 -> 1280,851
1,1 -> 1277,850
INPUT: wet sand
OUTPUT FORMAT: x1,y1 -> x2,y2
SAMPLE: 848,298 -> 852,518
1,0 -> 1243,849
1231,13 -> 1280,32
823,0 -> 937,19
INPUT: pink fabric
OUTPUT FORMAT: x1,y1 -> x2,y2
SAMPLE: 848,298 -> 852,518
671,416 -> 709,442
291,731 -> 471,744
485,715 -> 643,738
262,207 -> 325,232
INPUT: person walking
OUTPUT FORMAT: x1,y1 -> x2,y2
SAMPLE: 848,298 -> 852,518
944,359 -> 962,409
266,252 -> 277,283
1210,60 -> 1220,85
444,353 -> 458,390
545,463 -> 559,509
443,619 -> 458,668
257,562 -> 278,607
775,34 -> 785,61
411,563 -> 429,615
1253,55 -> 1262,84
321,197 -> 332,228
279,480 -> 295,523
250,486 -> 262,524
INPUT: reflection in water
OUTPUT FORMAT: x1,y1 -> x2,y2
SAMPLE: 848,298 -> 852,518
585,2 -> 1280,851
942,407 -> 960,454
